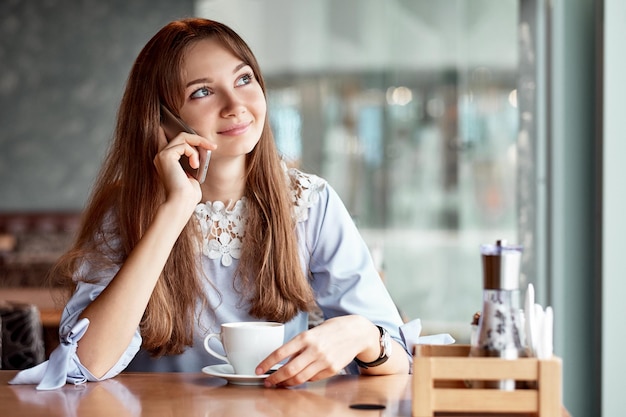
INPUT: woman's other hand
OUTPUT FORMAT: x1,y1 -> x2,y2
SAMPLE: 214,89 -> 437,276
256,315 -> 409,387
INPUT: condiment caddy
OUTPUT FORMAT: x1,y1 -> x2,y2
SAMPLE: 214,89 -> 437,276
412,344 -> 562,416
411,240 -> 562,416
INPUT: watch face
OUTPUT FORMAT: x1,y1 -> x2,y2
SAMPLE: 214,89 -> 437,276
381,327 -> 392,357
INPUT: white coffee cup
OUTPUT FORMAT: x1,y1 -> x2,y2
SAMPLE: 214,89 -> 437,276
203,321 -> 285,375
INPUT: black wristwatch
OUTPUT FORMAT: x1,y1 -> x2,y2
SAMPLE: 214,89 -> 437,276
354,325 -> 392,368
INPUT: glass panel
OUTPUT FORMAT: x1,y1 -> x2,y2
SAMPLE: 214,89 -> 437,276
197,0 -> 519,341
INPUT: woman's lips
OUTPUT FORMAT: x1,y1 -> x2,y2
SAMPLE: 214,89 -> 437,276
218,122 -> 251,136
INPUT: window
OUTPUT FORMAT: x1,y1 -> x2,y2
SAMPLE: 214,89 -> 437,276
198,0 -> 519,341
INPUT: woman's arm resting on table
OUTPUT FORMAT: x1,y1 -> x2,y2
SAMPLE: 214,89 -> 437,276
75,130 -> 209,378
76,200 -> 194,378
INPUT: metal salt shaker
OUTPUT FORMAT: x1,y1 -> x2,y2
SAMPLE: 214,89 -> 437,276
469,240 -> 526,390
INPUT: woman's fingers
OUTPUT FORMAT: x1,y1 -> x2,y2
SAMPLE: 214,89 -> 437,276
155,130 -> 215,177
259,317 -> 366,387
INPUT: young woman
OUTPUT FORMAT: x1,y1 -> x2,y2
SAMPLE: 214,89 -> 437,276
11,18 -> 416,389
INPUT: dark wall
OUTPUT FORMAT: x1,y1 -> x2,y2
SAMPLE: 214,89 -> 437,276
0,0 -> 194,211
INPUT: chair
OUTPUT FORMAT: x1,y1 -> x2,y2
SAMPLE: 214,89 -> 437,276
0,300 -> 45,370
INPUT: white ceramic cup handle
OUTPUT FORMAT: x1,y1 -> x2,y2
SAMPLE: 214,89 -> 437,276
203,333 -> 229,363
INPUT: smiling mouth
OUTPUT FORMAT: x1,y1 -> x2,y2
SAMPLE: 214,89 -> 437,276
219,122 -> 251,136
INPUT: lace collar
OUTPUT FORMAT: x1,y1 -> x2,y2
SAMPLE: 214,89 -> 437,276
194,169 -> 326,266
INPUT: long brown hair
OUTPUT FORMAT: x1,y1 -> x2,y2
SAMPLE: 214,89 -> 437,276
50,18 -> 314,356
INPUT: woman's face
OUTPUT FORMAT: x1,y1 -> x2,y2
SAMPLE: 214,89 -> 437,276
178,38 -> 266,159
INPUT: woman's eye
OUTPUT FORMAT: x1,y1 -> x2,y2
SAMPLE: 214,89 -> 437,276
236,73 -> 253,87
190,87 -> 211,99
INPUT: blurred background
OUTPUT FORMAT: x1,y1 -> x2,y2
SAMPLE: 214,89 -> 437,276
1,0 -> 624,415
210,0 -> 520,334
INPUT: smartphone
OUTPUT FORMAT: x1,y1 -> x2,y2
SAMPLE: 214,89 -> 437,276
160,104 -> 211,184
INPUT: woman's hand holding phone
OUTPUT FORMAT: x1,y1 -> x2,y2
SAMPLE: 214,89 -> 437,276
159,104 -> 212,184
154,106 -> 216,212
154,127 -> 200,207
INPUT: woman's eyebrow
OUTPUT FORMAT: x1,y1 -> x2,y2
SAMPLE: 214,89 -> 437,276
185,63 -> 249,88
233,62 -> 248,73
186,77 -> 211,88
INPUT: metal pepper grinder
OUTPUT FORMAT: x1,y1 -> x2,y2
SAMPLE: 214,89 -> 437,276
469,239 -> 525,390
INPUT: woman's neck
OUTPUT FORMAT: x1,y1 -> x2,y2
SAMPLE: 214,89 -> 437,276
199,157 -> 247,204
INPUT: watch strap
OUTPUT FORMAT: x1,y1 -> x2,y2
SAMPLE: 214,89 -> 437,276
354,325 -> 390,369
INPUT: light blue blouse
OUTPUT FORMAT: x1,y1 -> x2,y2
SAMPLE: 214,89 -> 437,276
11,169 -> 426,389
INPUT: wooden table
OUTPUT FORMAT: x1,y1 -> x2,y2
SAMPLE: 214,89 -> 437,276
0,371 -> 570,417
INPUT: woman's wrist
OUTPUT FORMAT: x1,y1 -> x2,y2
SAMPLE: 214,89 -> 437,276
354,325 -> 391,368
160,195 -> 198,221
153,199 -> 197,241
353,317 -> 386,364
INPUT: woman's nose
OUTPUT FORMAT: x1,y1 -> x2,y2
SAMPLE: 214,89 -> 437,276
219,90 -> 246,118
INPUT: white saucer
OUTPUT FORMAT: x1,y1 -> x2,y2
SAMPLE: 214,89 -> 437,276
201,364 -> 271,386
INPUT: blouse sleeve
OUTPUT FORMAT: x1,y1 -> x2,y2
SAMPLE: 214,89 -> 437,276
9,231 -> 142,389
300,181 -> 410,353
61,279 -> 143,380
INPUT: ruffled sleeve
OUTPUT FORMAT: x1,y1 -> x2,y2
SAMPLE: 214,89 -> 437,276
9,318 -> 91,389
398,318 -> 455,365
8,285 -> 142,389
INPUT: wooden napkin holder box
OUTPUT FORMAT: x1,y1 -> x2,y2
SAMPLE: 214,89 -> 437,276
412,344 -> 562,416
